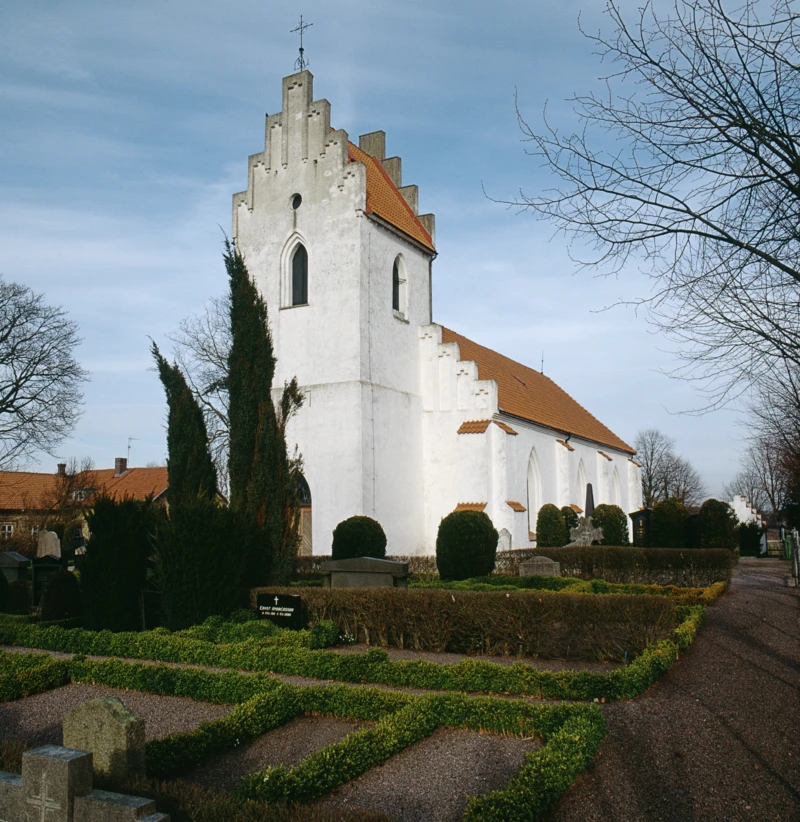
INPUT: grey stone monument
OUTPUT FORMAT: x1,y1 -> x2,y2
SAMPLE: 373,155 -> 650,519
0,744 -> 168,821
519,556 -> 561,577
36,530 -> 61,559
320,557 -> 409,588
568,518 -> 604,546
0,551 -> 30,583
62,698 -> 146,784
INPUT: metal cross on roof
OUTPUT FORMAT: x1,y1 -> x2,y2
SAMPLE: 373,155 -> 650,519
291,15 -> 313,71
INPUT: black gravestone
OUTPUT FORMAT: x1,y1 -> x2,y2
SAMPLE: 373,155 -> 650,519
257,593 -> 303,630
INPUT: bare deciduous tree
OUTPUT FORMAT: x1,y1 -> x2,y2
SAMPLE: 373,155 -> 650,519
511,0 -> 800,406
167,296 -> 230,494
635,427 -> 706,506
725,436 -> 787,519
0,278 -> 88,468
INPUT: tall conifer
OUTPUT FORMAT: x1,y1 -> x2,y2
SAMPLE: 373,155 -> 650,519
152,342 -> 217,504
225,241 -> 303,583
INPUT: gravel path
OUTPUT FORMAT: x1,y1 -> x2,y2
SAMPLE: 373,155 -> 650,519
549,558 -> 800,822
316,727 -> 541,822
185,716 -> 371,793
0,683 -> 232,748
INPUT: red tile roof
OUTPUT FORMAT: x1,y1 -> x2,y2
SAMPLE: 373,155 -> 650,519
454,502 -> 487,513
457,420 -> 491,434
441,328 -> 634,454
0,467 -> 168,511
506,500 -> 527,512
494,421 -> 518,436
347,142 -> 435,253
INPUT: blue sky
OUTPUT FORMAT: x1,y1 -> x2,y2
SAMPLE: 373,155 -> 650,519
1,0 -> 744,495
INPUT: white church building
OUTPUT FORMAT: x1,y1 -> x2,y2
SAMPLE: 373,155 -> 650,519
232,70 -> 642,556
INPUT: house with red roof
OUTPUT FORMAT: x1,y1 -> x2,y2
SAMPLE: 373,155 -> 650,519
232,70 -> 642,555
0,458 -> 167,551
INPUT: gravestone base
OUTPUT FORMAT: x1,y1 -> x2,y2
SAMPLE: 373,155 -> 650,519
320,557 -> 409,588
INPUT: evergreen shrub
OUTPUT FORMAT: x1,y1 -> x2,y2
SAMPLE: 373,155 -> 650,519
40,571 -> 82,621
536,504 -> 567,548
435,510 -> 498,581
738,522 -> 763,556
650,498 -> 688,548
591,504 -> 629,545
155,498 -> 251,631
80,495 -> 158,632
561,506 -> 579,537
331,516 -> 387,561
698,499 -> 737,550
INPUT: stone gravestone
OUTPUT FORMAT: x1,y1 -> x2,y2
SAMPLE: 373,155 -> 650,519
256,593 -> 303,630
519,556 -> 561,577
568,517 -> 604,546
62,698 -> 146,784
0,744 -> 168,821
37,530 -> 61,559
320,557 -> 409,588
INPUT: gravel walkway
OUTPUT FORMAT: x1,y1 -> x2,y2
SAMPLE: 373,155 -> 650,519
185,716 -> 371,793
316,727 -> 541,822
0,683 -> 232,748
549,558 -> 800,822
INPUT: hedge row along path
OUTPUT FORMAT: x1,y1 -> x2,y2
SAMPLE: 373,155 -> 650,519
551,558 -> 800,822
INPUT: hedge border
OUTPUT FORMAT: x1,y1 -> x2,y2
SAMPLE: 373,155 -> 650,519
64,655 -> 606,818
0,650 -> 69,702
0,604 -> 708,702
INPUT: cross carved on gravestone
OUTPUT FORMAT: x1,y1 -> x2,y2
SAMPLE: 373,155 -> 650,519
26,770 -> 60,821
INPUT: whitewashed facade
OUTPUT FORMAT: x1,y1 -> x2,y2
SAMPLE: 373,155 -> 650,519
233,71 -> 642,556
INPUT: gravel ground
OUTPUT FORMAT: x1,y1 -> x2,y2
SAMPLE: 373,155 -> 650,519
0,684 -> 232,748
185,715 -> 371,793
332,644 -> 621,672
316,727 -> 541,822
549,558 -> 800,822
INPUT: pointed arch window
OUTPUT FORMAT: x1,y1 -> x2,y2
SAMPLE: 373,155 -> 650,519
292,244 -> 308,306
392,255 -> 407,317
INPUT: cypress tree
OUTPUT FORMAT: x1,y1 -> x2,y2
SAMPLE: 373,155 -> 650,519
152,342 -> 217,505
225,241 -> 303,584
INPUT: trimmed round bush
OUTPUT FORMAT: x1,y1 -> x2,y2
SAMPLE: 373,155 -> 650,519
332,516 -> 387,560
698,499 -> 737,550
40,571 -> 83,621
536,504 -> 567,548
591,504 -> 630,546
560,506 -> 579,537
436,510 -> 499,581
738,521 -> 763,556
650,498 -> 688,548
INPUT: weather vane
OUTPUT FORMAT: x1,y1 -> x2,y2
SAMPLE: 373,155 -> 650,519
291,15 -> 313,71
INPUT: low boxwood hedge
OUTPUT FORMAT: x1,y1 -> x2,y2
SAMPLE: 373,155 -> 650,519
0,650 -> 68,702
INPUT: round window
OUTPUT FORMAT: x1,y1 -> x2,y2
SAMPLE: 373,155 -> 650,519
291,194 -> 302,210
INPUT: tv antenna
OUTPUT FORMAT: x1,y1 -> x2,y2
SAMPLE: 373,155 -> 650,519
291,15 -> 313,71
127,437 -> 138,463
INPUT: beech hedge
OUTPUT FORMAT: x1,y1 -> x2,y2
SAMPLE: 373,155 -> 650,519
259,586 -> 676,661
530,546 -> 734,586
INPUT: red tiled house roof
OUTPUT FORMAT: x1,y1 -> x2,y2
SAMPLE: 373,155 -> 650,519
441,327 -> 634,454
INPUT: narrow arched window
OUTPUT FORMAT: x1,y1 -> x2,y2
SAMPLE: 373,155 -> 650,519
292,245 -> 308,306
392,259 -> 401,311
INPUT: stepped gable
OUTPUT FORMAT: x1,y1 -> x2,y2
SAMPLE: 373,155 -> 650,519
441,327 -> 634,454
347,141 -> 435,252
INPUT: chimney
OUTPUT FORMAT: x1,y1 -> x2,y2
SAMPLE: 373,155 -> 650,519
114,457 -> 128,477
56,463 -> 66,477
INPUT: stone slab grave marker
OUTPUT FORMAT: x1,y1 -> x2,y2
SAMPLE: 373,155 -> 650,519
519,556 -> 561,577
0,744 -> 168,822
62,698 -> 145,785
36,531 -> 61,559
320,556 -> 409,588
257,593 -> 303,630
